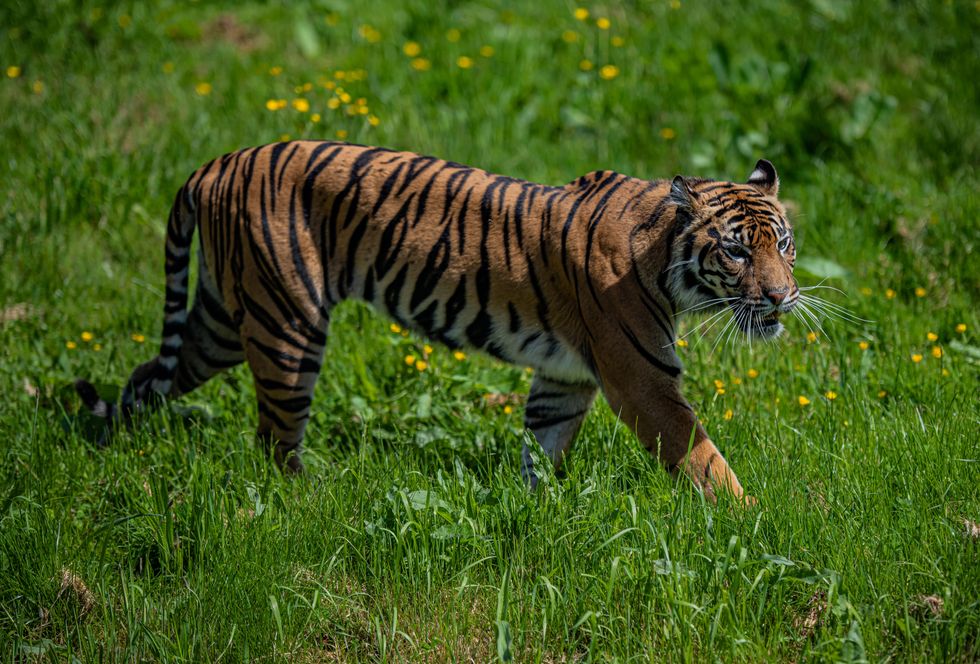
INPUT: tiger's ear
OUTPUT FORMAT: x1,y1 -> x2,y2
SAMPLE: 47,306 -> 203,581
747,159 -> 779,196
669,175 -> 698,209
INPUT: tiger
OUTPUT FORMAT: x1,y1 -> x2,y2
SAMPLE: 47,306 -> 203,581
75,141 -> 798,504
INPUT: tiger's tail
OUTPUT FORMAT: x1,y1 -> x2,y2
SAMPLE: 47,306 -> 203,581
75,186 -> 197,428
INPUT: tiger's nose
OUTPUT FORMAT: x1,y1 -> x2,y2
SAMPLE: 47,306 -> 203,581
765,288 -> 788,305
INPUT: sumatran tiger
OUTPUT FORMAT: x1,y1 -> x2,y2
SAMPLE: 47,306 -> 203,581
75,141 -> 799,504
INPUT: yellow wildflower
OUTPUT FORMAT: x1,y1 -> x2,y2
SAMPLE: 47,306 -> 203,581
403,41 -> 422,57
859,287 -> 872,295
266,99 -> 282,111
118,14 -> 132,28
389,323 -> 402,334
480,45 -> 495,58
279,134 -> 291,142
858,340 -> 869,350
269,66 -> 283,76
885,288 -> 896,299
723,409 -> 733,421
325,13 -> 340,26
446,28 -> 461,42
93,343 -> 102,351
327,98 -> 341,110
131,333 -> 145,343
825,390 -> 838,401
411,58 -> 431,71
931,346 -> 942,359
926,331 -> 938,341
66,341 -> 77,349
311,113 -> 321,123
596,17 -> 611,29
404,354 -> 416,366
562,30 -> 580,43
611,35 -> 625,47
716,388 -> 726,395
31,80 -> 43,94
676,338 -> 688,348
798,395 -> 811,406
599,64 -> 619,80
162,62 -> 174,74
942,368 -> 950,377
453,350 -> 466,361
415,360 -> 428,371
914,287 -> 927,298
911,353 -> 923,363
713,379 -> 725,390
81,331 -> 94,342
747,368 -> 759,378
806,331 -> 817,343
660,127 -> 676,140
457,56 -> 474,69
292,98 -> 310,112
733,377 -> 742,385
503,405 -> 513,414
6,66 -> 21,78
579,59 -> 594,71
358,25 -> 381,43
339,91 -> 352,103
574,7 -> 589,20
336,129 -> 348,139
877,389 -> 887,398
670,0 -> 681,8
955,323 -> 966,333
194,82 -> 212,96
423,344 -> 433,355
368,115 -> 380,126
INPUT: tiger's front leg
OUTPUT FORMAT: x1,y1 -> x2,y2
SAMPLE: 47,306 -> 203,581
520,376 -> 597,489
599,364 -> 749,504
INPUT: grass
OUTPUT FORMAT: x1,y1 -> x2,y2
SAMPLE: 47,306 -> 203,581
1,0 -> 978,660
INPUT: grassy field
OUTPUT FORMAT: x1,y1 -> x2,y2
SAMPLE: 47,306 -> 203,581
1,0 -> 978,661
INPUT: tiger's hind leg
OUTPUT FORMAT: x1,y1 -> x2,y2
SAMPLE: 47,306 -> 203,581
242,315 -> 328,474
520,376 -> 597,489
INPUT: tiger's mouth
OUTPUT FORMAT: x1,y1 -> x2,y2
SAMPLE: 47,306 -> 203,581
736,308 -> 783,339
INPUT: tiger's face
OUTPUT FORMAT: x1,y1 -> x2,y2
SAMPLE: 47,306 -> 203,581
667,160 -> 798,339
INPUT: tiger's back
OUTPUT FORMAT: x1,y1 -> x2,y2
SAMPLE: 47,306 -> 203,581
78,140 -> 798,502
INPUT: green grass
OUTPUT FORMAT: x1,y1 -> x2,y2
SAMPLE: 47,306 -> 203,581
1,0 -> 978,661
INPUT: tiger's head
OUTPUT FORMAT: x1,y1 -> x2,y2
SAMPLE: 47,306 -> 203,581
666,160 -> 797,339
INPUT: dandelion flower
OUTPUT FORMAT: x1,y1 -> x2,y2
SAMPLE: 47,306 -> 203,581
31,80 -> 43,94
859,287 -> 872,295
131,333 -> 145,343
877,389 -> 887,398
404,354 -> 416,366
327,98 -> 341,110
599,64 -> 619,80
292,98 -> 310,112
93,343 -> 102,351
676,338 -> 688,348
931,346 -> 942,359
269,66 -> 283,76
195,82 -> 212,96
806,331 -> 817,343
670,0 -> 681,8
596,17 -> 611,29
723,409 -> 733,421
911,353 -> 923,363
885,288 -> 896,299
81,331 -> 94,342
6,65 -> 21,78
579,59 -> 594,71
926,331 -> 938,341
457,56 -> 474,69
914,287 -> 927,297
611,35 -> 625,47
503,405 -> 513,414
266,99 -> 281,111
411,57 -> 431,71
162,62 -> 174,74
368,115 -> 380,126
311,113 -> 321,123
66,341 -> 77,349
279,134 -> 291,142
660,127 -> 676,140
336,129 -> 348,139
480,45 -> 495,57
747,368 -> 759,378
574,7 -> 589,20
955,323 -> 966,333
733,377 -> 742,385
415,360 -> 428,371
825,390 -> 838,400
403,41 -> 422,57
423,344 -> 433,355
389,323 -> 402,334
858,340 -> 869,350
713,379 -> 725,390
446,28 -> 461,42
562,30 -> 580,43
798,395 -> 811,406
453,350 -> 466,361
